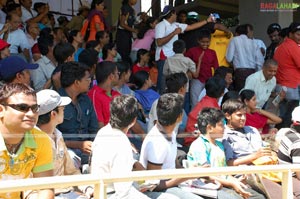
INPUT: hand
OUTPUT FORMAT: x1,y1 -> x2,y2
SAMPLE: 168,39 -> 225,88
232,180 -> 252,199
85,186 -> 94,198
1,23 -> 10,33
198,51 -> 205,62
80,141 -> 92,154
173,27 -> 182,35
207,15 -> 214,23
256,147 -> 272,158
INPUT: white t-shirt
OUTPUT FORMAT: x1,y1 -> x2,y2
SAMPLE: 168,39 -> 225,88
140,124 -> 177,170
91,124 -> 148,198
21,6 -> 37,23
155,19 -> 187,61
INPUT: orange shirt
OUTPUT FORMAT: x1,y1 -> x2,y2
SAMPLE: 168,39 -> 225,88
88,15 -> 105,41
274,38 -> 300,88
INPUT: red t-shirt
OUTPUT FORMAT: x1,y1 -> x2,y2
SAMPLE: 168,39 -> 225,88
184,96 -> 220,146
185,47 -> 219,83
245,112 -> 269,134
88,85 -> 120,125
132,63 -> 150,74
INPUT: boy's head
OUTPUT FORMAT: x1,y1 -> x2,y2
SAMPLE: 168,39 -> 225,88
165,72 -> 188,94
205,76 -> 226,99
157,93 -> 184,126
222,99 -> 246,129
173,39 -> 186,54
197,108 -> 225,138
132,70 -> 151,90
53,42 -> 75,64
95,61 -> 118,85
110,95 -> 139,130
197,29 -> 211,50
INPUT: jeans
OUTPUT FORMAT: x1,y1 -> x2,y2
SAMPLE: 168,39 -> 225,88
164,187 -> 204,199
156,60 -> 166,94
190,79 -> 205,109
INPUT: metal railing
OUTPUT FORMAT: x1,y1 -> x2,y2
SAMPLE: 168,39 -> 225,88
0,164 -> 300,199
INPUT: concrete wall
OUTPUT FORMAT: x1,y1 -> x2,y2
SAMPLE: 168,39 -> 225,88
239,0 -> 294,46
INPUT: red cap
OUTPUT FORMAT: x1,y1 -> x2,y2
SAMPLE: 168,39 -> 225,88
0,39 -> 10,51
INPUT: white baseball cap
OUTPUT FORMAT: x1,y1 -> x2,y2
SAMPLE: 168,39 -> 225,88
292,106 -> 300,122
37,89 -> 71,115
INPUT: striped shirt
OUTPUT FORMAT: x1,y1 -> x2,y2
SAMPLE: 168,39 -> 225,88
278,127 -> 300,165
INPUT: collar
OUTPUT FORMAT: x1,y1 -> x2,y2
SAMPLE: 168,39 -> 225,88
163,19 -> 172,26
0,130 -> 37,152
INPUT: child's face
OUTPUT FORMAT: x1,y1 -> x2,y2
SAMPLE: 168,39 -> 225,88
225,73 -> 233,88
226,109 -> 246,129
198,37 -> 210,50
209,120 -> 225,139
246,95 -> 257,110
141,53 -> 150,63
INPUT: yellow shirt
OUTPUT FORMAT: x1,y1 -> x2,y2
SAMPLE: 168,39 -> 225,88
0,128 -> 53,199
209,30 -> 233,67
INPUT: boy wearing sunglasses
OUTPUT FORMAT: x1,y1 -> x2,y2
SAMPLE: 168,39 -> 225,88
0,83 -> 54,199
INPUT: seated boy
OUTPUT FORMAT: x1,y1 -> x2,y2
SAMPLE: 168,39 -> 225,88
188,107 -> 264,199
140,93 -> 205,199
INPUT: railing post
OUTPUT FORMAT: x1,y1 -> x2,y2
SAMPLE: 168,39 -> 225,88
281,169 -> 293,199
99,180 -> 107,199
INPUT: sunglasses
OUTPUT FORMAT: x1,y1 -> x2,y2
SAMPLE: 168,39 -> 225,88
2,103 -> 40,113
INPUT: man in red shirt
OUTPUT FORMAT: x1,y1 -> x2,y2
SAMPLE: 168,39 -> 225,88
88,61 -> 120,128
274,22 -> 300,128
184,77 -> 226,148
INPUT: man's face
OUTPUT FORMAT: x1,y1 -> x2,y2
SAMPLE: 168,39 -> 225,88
19,69 -> 31,85
289,31 -> 300,44
269,30 -> 280,43
21,0 -> 32,8
0,93 -> 38,133
78,71 -> 91,93
263,64 -> 277,81
9,15 -> 21,31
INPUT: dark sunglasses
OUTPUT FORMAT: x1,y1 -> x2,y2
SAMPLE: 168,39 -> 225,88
2,103 -> 40,113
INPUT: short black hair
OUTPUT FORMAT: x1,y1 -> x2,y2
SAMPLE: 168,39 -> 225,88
132,70 -> 149,90
95,61 -> 117,84
198,29 -> 211,40
96,30 -> 108,41
157,93 -> 184,126
38,35 -> 54,55
205,77 -> 226,98
222,99 -> 246,116
197,107 -> 224,135
53,42 -> 75,64
85,40 -> 100,49
60,61 -> 90,88
102,43 -> 115,60
67,29 -> 80,43
173,40 -> 186,54
214,66 -> 233,79
136,49 -> 148,63
240,89 -> 255,104
110,95 -> 139,129
78,48 -> 98,68
235,24 -> 248,35
165,72 -> 188,93
116,61 -> 130,78
220,91 -> 240,107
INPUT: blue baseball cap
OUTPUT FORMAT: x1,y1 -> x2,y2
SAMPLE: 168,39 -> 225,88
0,56 -> 38,80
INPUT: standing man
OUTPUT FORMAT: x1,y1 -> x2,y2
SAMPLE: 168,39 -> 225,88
226,24 -> 264,91
155,5 -> 213,94
265,23 -> 281,60
274,22 -> 300,128
0,83 -> 54,199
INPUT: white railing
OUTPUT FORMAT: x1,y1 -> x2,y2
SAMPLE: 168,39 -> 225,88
0,164 -> 300,199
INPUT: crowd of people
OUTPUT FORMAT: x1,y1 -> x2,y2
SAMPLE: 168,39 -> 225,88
0,0 -> 300,198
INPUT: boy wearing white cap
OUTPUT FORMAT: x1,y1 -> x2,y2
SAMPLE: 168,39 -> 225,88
31,89 -> 93,198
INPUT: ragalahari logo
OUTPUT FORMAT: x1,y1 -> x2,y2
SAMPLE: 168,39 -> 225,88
260,2 -> 300,12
